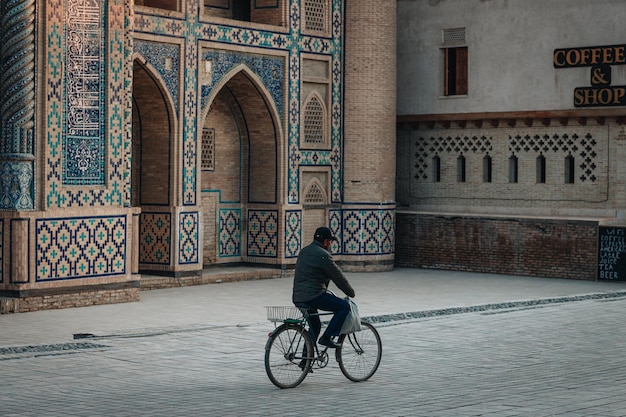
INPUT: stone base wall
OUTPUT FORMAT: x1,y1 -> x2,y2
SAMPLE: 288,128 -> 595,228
396,212 -> 598,280
0,285 -> 140,314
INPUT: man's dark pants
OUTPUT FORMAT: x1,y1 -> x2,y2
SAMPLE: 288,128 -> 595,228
303,292 -> 350,341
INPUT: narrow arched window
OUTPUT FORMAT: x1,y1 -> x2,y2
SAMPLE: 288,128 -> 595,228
432,155 -> 441,182
536,155 -> 546,183
483,155 -> 492,183
509,155 -> 518,183
457,155 -> 466,182
565,155 -> 575,184
302,92 -> 328,148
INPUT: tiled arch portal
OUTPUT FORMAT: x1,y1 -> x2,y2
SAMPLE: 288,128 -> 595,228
36,0 -> 394,281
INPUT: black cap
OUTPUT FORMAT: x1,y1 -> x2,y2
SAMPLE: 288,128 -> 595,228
314,226 -> 337,242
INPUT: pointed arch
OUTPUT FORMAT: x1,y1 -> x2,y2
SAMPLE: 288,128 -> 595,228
201,63 -> 283,141
131,55 -> 178,207
303,177 -> 328,207
131,52 -> 178,124
301,90 -> 329,148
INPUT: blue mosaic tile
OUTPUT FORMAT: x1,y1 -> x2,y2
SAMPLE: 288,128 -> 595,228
63,0 -> 106,186
200,50 -> 285,119
342,209 -> 395,256
179,212 -> 199,264
35,216 -> 127,281
285,210 -> 301,258
219,208 -> 241,257
134,40 -> 181,113
0,219 -> 3,283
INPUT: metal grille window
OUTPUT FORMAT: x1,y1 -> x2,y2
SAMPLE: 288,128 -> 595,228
303,94 -> 326,145
304,0 -> 327,32
201,128 -> 215,171
304,180 -> 327,206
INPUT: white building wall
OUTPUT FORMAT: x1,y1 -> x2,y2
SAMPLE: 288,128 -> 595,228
397,0 -> 626,115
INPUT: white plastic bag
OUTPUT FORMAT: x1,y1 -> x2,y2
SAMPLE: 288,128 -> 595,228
340,298 -> 362,334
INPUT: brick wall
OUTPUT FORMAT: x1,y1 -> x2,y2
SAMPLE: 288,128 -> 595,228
396,212 -> 598,280
0,288 -> 140,314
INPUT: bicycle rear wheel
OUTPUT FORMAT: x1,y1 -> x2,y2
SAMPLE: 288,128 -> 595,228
336,321 -> 382,382
264,324 -> 313,388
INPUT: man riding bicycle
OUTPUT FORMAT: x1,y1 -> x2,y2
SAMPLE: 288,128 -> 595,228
292,226 -> 355,349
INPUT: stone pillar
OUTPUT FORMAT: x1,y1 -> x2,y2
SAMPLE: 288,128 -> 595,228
341,0 -> 396,270
0,0 -> 36,210
343,0 -> 397,204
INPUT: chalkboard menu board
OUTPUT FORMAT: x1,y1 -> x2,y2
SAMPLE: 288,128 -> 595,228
598,227 -> 626,281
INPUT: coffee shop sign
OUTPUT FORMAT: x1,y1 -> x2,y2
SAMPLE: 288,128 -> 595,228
553,44 -> 626,107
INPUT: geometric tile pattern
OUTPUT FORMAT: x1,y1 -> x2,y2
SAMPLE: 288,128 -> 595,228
134,0 -> 343,208
179,212 -> 199,264
139,212 -> 171,265
134,40 -> 181,113
329,209 -> 342,255
200,50 -> 285,120
247,210 -> 278,257
285,210 -> 301,258
219,208 -> 241,258
35,216 -> 127,281
342,208 -> 395,255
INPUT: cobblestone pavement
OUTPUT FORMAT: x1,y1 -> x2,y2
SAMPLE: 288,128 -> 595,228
3,296 -> 626,416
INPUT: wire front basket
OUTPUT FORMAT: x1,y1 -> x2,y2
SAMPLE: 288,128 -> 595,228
266,306 -> 304,323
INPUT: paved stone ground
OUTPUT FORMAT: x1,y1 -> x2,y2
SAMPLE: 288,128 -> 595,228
3,296 -> 626,416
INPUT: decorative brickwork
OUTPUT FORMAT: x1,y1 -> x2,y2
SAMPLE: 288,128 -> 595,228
247,210 -> 278,257
139,213 -> 171,265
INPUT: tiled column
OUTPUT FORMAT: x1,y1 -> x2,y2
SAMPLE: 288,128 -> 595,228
0,0 -> 36,210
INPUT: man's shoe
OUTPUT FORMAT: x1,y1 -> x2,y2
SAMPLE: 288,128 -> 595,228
318,336 -> 342,349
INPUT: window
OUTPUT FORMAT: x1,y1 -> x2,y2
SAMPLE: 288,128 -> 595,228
137,0 -> 179,11
232,0 -> 251,21
304,0 -> 328,33
509,155 -> 518,183
442,27 -> 468,96
201,128 -> 215,171
565,155 -> 575,184
302,92 -> 328,148
445,47 -> 468,96
536,155 -> 546,183
432,156 -> 441,182
457,155 -> 466,182
483,155 -> 492,183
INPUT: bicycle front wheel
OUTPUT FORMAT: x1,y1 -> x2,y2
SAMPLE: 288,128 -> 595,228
264,324 -> 313,388
336,321 -> 382,382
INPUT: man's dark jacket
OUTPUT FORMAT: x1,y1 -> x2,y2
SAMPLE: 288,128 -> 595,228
292,240 -> 355,303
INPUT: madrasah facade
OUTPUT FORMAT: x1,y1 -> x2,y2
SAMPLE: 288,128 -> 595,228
1,0 -> 625,313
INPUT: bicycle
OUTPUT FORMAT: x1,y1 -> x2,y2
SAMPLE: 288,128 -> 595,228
264,304 -> 382,388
